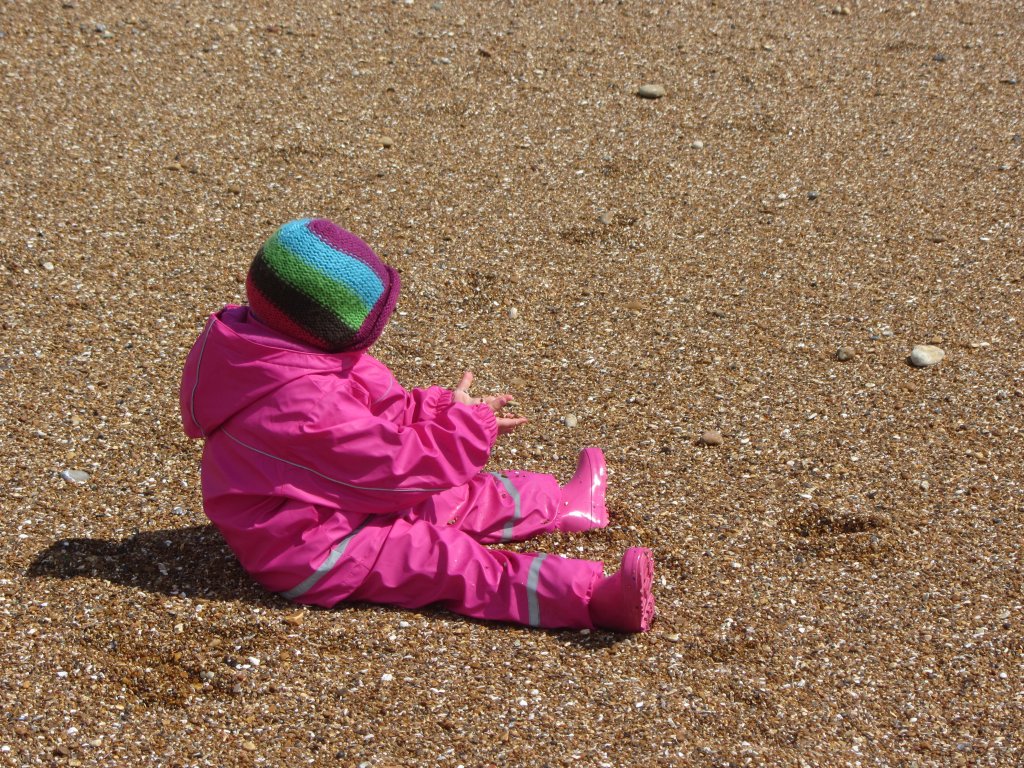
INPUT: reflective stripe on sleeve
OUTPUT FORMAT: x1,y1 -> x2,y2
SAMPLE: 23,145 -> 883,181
221,429 -> 450,493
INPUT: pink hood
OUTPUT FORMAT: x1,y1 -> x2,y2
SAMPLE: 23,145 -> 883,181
181,306 -> 354,440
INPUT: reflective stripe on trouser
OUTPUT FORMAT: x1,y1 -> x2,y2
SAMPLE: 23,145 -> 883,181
348,517 -> 603,629
408,469 -> 561,544
280,518 -> 373,600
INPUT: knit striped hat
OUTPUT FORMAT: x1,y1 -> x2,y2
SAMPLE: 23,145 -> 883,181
246,219 -> 400,352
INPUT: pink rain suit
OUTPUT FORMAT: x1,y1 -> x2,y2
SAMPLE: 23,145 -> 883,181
180,306 -> 604,629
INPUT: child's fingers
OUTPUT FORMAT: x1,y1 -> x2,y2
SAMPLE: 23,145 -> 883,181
484,393 -> 516,412
454,370 -> 474,393
496,415 -> 529,434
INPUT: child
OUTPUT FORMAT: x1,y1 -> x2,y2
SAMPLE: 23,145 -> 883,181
179,218 -> 655,632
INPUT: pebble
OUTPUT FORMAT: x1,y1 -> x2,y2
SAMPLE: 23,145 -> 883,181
598,211 -> 613,225
42,261 -> 54,271
807,190 -> 819,200
699,430 -> 724,447
636,84 -> 666,99
379,136 -> 394,148
909,344 -> 945,367
60,469 -> 90,485
836,346 -> 856,362
508,307 -> 518,319
691,139 -> 704,149
563,414 -> 578,428
241,741 -> 257,752
282,611 -> 305,626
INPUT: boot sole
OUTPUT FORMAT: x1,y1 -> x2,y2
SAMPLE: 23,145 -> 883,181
622,546 -> 655,632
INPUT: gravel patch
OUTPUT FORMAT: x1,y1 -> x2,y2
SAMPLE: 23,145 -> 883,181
1,1 -> 1022,766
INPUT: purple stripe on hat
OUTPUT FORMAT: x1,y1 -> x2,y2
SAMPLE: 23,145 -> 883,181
307,219 -> 390,285
349,263 -> 401,353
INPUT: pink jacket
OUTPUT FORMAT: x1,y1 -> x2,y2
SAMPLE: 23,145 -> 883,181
179,305 -> 499,597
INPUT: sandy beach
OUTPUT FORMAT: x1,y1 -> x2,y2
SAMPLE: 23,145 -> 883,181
1,1 -> 1021,765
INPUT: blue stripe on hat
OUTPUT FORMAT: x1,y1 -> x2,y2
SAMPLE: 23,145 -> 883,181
276,219 -> 384,309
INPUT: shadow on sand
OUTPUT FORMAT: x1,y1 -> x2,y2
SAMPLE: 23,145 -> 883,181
25,524 -> 277,604
25,525 -> 623,646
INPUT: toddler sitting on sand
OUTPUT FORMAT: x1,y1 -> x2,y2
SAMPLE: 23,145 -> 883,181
179,218 -> 655,631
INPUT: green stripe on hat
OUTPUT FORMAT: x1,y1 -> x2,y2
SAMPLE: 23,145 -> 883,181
261,231 -> 370,329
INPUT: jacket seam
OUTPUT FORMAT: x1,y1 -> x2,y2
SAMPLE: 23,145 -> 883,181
219,428 -> 453,494
188,319 -> 215,437
371,373 -> 395,406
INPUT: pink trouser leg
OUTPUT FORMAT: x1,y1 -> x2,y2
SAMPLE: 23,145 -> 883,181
409,469 -> 561,544
348,517 -> 603,629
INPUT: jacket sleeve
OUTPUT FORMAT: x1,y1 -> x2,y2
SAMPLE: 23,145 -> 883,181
403,385 -> 455,424
290,384 -> 498,502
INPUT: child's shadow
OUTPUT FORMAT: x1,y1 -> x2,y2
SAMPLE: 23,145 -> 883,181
26,525 -> 276,605
26,527 -> 624,646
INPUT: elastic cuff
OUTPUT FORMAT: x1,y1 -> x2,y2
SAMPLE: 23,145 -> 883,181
432,388 -> 455,416
582,569 -> 602,630
471,402 -> 499,447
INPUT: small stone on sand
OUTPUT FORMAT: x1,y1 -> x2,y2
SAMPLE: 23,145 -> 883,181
699,430 -> 724,446
636,84 -> 666,99
60,469 -> 90,485
909,344 -> 945,367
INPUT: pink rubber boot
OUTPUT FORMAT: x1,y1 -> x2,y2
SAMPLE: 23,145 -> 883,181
553,447 -> 609,532
588,547 -> 655,633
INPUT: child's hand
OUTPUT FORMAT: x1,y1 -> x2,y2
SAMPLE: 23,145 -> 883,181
453,371 -> 528,435
494,413 -> 529,435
